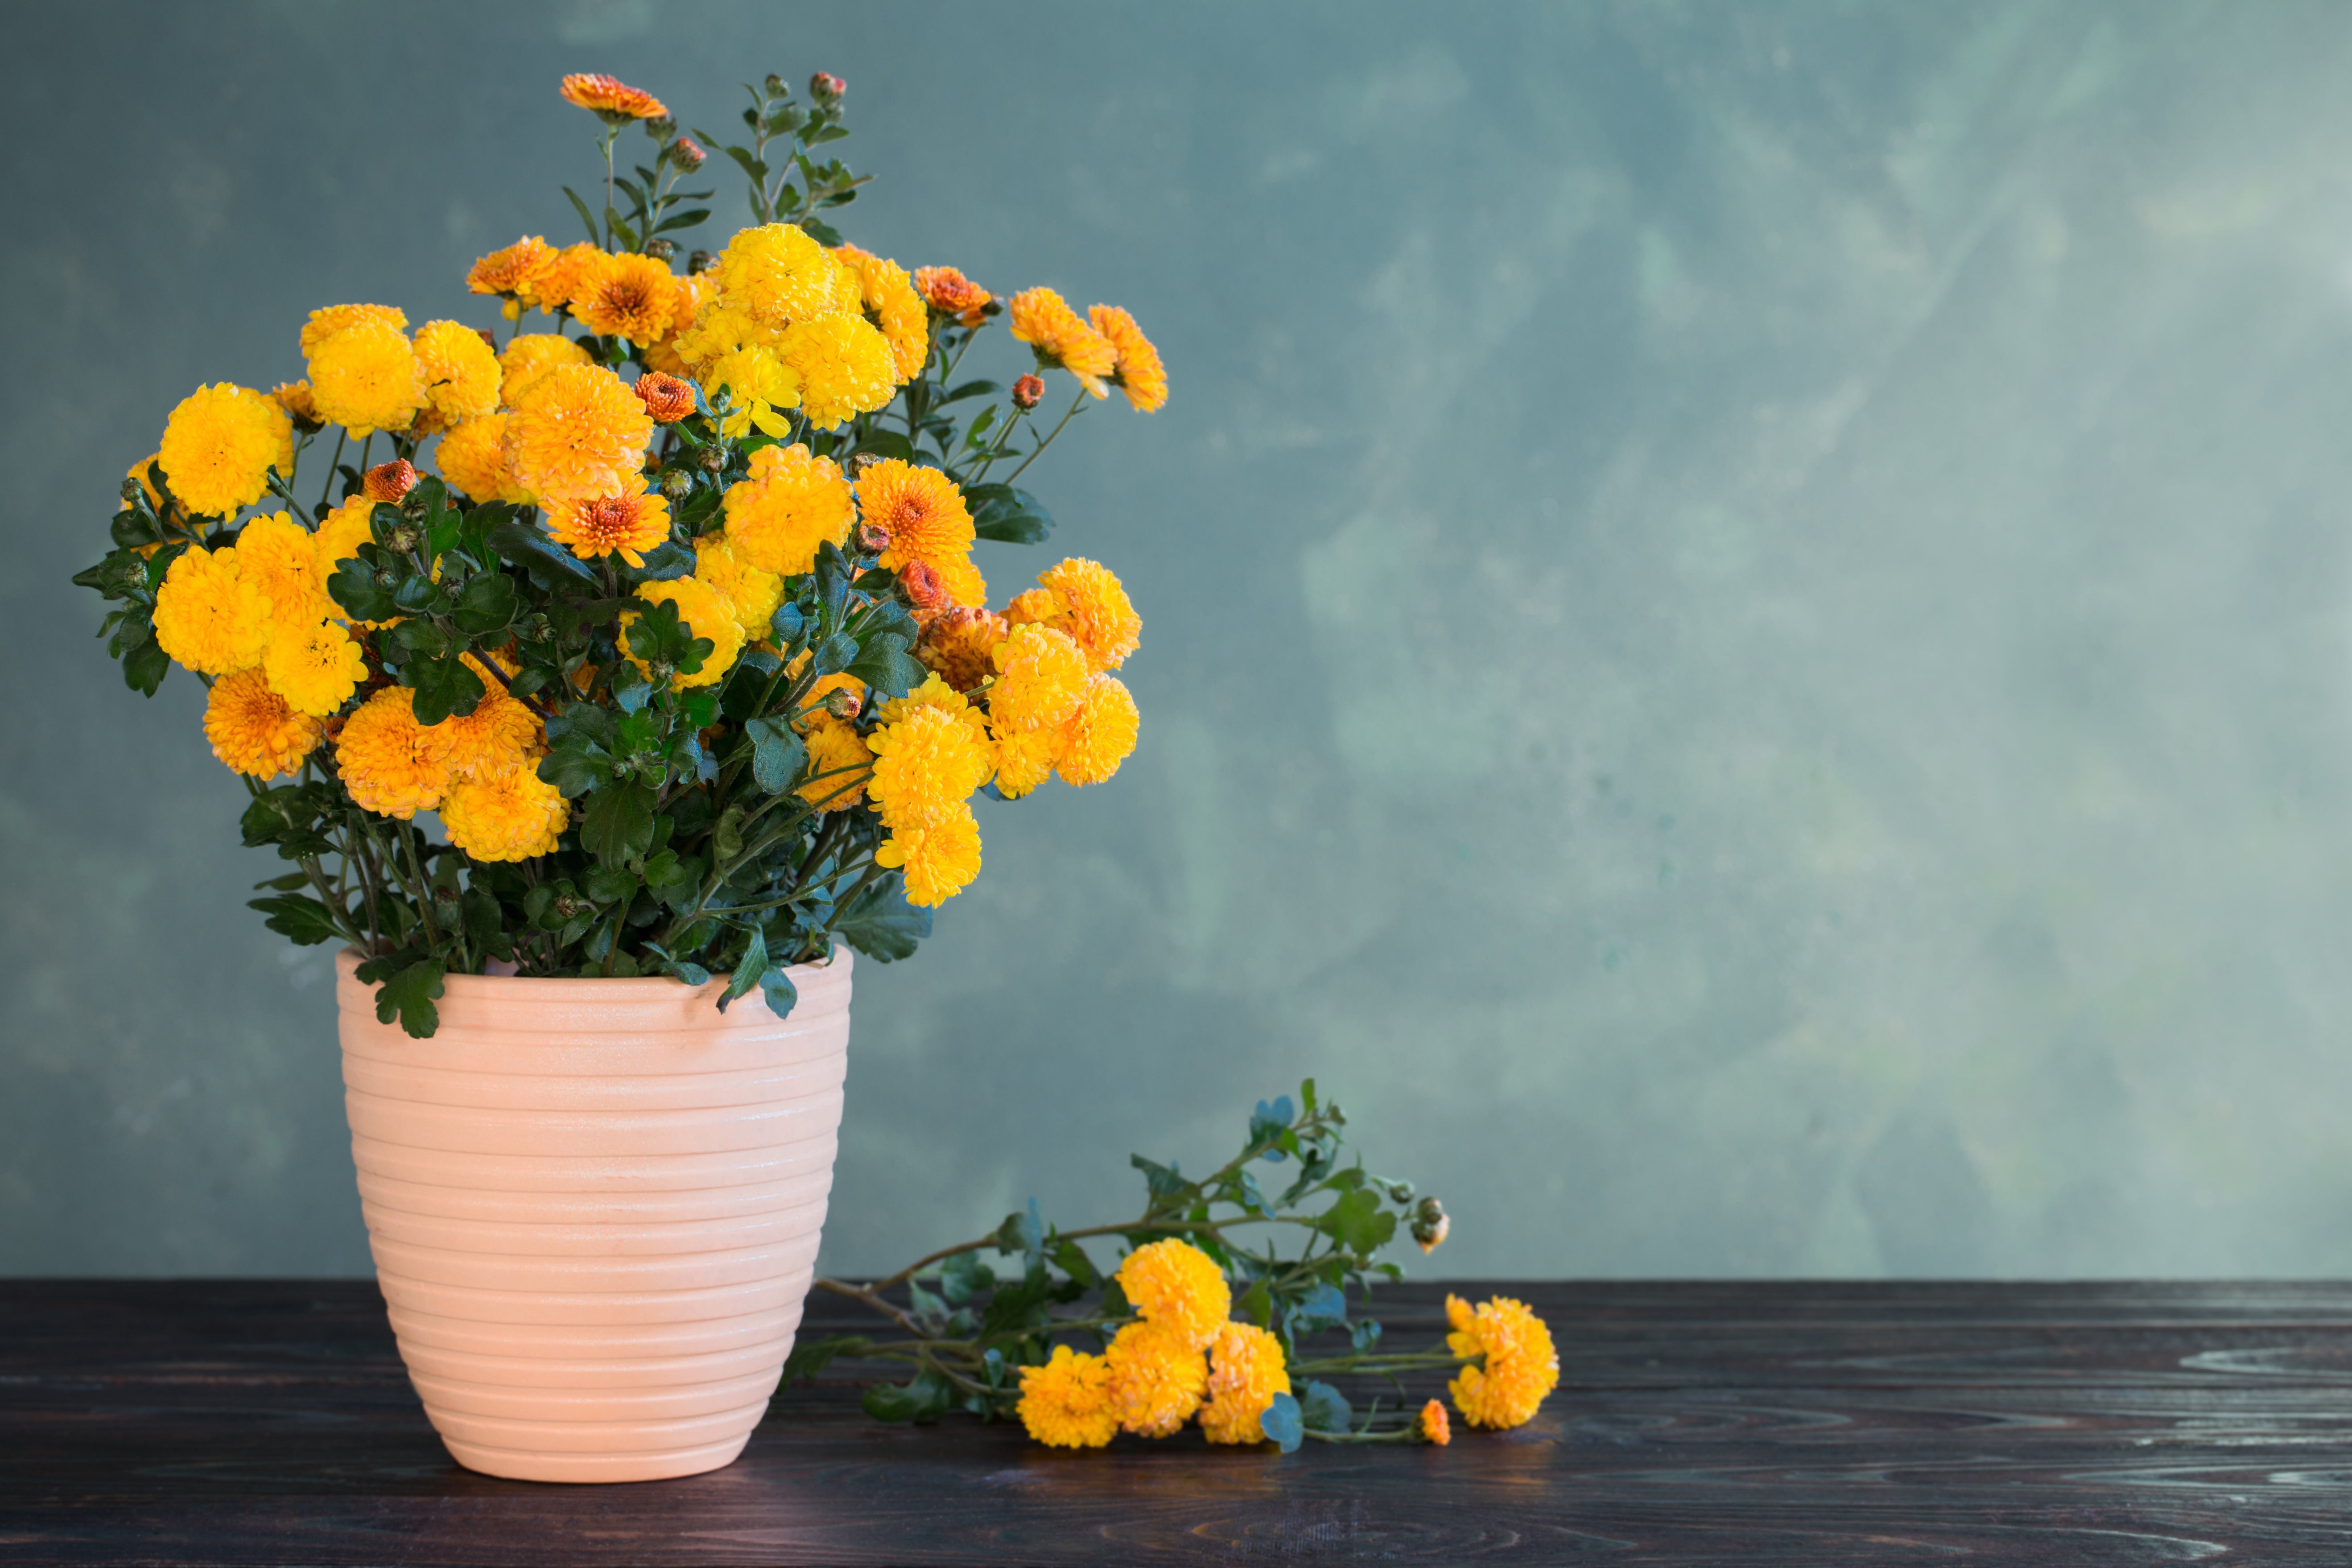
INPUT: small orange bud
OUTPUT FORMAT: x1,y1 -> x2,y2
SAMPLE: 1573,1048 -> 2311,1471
633,373 -> 696,423
1419,1399 -> 1451,1446
1012,374 -> 1045,411
810,71 -> 845,101
855,520 -> 894,556
667,136 -> 706,171
362,460 -> 418,503
899,558 -> 949,614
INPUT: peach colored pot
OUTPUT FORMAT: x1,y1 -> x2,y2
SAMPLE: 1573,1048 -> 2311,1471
335,947 -> 852,1484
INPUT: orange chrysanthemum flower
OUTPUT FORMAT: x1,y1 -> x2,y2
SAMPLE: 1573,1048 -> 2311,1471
912,265 -> 992,327
1089,304 -> 1167,413
1420,1400 -> 1452,1446
503,362 -> 653,506
433,414 -> 525,505
1016,1345 -> 1117,1450
362,460 -> 418,503
333,686 -> 452,820
916,606 -> 1007,692
545,487 -> 673,567
633,372 -> 697,423
834,244 -> 929,381
203,667 -> 324,780
1008,286 -> 1117,397
855,458 -> 983,607
559,72 -> 669,121
571,252 -> 683,343
521,241 -> 608,318
300,304 -> 407,357
498,333 -> 592,407
442,759 -> 569,862
467,235 -> 557,303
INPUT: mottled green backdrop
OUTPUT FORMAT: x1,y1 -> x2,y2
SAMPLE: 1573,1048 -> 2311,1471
8,1 -> 2352,1279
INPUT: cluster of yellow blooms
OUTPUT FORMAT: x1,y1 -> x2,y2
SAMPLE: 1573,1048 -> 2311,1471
128,114 -> 1163,901
1013,1240 -> 1557,1449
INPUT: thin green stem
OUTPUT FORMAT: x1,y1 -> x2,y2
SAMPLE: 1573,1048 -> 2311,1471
999,385 -> 1089,485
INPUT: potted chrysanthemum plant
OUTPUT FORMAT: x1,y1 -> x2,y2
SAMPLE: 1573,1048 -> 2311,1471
73,68 -> 1165,1483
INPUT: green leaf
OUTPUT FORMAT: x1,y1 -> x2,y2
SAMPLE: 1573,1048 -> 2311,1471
1238,1278 -> 1273,1329
452,571 -> 518,635
939,380 -> 1000,405
759,965 -> 798,1021
1131,1154 -> 1192,1210
371,959 -> 446,1040
622,540 -> 696,582
771,601 -> 807,649
586,865 -> 640,905
970,485 -> 1054,545
780,1333 -> 869,1385
716,924 -> 767,1013
653,207 -> 713,235
744,716 -> 807,795
799,216 -> 843,247
844,631 -> 922,701
1298,1381 -> 1353,1434
327,558 -> 398,623
121,634 -> 168,696
537,735 -> 610,798
833,874 -> 930,962
849,429 -> 914,463
560,186 -> 602,245
862,1369 -> 953,1424
407,653 -> 486,726
581,782 -> 656,868
247,895 -> 341,945
489,520 -> 599,585
939,1250 -> 995,1306
1316,1188 -> 1396,1256
995,1199 -> 1045,1265
1260,1392 -> 1304,1453
808,630 -> 858,677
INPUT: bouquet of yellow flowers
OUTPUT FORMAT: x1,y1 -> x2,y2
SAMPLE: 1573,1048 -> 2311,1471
74,70 -> 1161,1036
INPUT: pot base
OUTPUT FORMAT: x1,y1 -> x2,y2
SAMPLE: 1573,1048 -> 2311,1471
441,1434 -> 752,1485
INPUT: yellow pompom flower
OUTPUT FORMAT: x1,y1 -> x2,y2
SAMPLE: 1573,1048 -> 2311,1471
873,802 -> 983,908
232,512 -> 331,628
1104,1320 -> 1209,1438
156,384 -> 294,517
1089,304 -> 1168,413
1008,286 -> 1117,397
988,623 -> 1089,734
991,724 -> 1058,801
621,576 -> 743,689
571,252 -> 684,344
1197,1322 -> 1292,1445
866,699 -> 994,831
545,487 -> 673,567
691,533 -> 783,640
498,333 -> 592,407
426,667 -> 543,780
334,686 -> 452,819
1030,557 -> 1142,671
669,300 -> 770,379
1016,1345 -> 1117,1450
503,363 -> 653,506
262,616 -> 368,718
202,667 -> 324,780
834,244 -> 930,382
704,342 -> 802,439
1054,673 -> 1139,787
915,607 -> 1008,692
442,759 -> 569,862
721,442 -> 854,575
432,413 -> 527,504
309,496 -> 379,615
716,223 -> 851,330
413,320 -> 502,428
1444,1295 -> 1560,1431
1114,1238 -> 1231,1351
306,317 -> 427,437
780,312 -> 898,428
799,715 -> 873,812
300,304 -> 407,355
153,546 -> 268,675
855,459 -> 983,607
466,235 -> 557,314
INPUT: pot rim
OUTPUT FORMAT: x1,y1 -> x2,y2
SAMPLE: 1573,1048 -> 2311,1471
333,944 -> 848,996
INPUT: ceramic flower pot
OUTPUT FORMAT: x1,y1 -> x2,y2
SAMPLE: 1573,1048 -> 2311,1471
335,947 -> 852,1483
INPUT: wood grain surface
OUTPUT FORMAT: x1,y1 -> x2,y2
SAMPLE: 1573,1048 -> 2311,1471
4,1279 -> 2350,1564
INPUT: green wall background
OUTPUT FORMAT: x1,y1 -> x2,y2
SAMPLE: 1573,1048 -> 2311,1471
8,0 -> 2352,1279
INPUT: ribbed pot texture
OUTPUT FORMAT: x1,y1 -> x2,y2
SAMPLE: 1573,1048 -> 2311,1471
336,947 -> 852,1483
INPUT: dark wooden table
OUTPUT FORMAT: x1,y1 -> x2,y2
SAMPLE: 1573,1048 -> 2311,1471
4,1280 -> 2349,1564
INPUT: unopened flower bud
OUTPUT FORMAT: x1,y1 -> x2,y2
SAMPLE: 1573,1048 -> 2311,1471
526,614 -> 555,643
810,71 -> 845,101
698,446 -> 728,472
899,558 -> 949,615
387,522 -> 423,554
1410,1197 -> 1449,1254
1012,374 -> 1045,411
120,557 -> 151,590
121,478 -> 144,507
764,73 -> 788,97
660,468 -> 694,500
687,248 -> 716,275
363,459 -> 419,504
644,237 -> 676,261
854,520 -> 892,555
433,884 -> 460,907
633,371 -> 697,424
667,136 -> 706,172
824,686 -> 861,720
475,328 -> 498,351
643,115 -> 676,140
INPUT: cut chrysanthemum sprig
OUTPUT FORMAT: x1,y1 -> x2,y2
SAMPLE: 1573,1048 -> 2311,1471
788,1083 -> 1554,1452
73,65 -> 1172,1037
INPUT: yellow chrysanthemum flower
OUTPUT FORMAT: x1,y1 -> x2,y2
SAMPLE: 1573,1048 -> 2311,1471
498,333 -> 593,407
521,241 -> 607,318
915,606 -> 1008,692
307,317 -> 427,437
1114,1238 -> 1231,1351
427,668 -> 544,780
1008,286 -> 1117,397
866,700 -> 994,831
873,802 -> 982,908
1198,1322 -> 1292,1445
721,442 -> 854,575
503,363 -> 653,506
1104,1320 -> 1209,1439
466,235 -> 557,314
153,546 -> 268,675
309,496 -> 378,615
834,244 -> 929,382
669,300 -> 770,379
156,384 -> 294,517
545,487 -> 673,567
704,342 -> 802,439
779,312 -> 898,429
1016,1345 -> 1117,1450
1089,304 -> 1168,413
262,616 -> 368,718
334,686 -> 451,820
202,667 -> 324,780
268,380 -> 323,431
431,414 -> 524,505
571,252 -> 684,344
988,623 -> 1089,734
300,304 -> 407,356
1054,673 -> 1139,788
716,223 -> 851,330
413,320 -> 502,429
991,724 -> 1057,801
442,759 -> 569,862
799,715 -> 873,813
690,533 -> 783,640
854,459 -> 983,607
1444,1294 -> 1560,1431
620,576 -> 742,689
231,512 -> 330,629
1026,557 -> 1142,671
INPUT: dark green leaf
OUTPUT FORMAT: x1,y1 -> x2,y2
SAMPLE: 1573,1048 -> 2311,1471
849,429 -> 914,462
844,631 -> 922,701
833,874 -> 930,962
452,571 -> 518,635
1260,1392 -> 1304,1453
581,782 -> 656,867
327,558 -> 398,623
715,923 -> 767,1013
537,736 -> 610,798
744,716 -> 806,795
653,207 -> 713,235
407,653 -> 486,726
489,520 -> 599,584
780,1334 -> 869,1385
247,895 -> 341,945
1298,1381 -> 1353,1434
861,1369 -> 953,1424
621,540 -> 696,582
1349,1318 -> 1383,1353
799,217 -> 843,246
809,630 -> 858,677
971,486 -> 1054,545
121,634 -> 168,696
1317,1189 -> 1397,1256
1238,1278 -> 1273,1329
1131,1154 -> 1192,1210
759,965 -> 798,1021
1287,1282 -> 1348,1337
939,380 -> 1001,405
371,959 -> 446,1039
560,185 -> 602,245
939,1250 -> 995,1306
